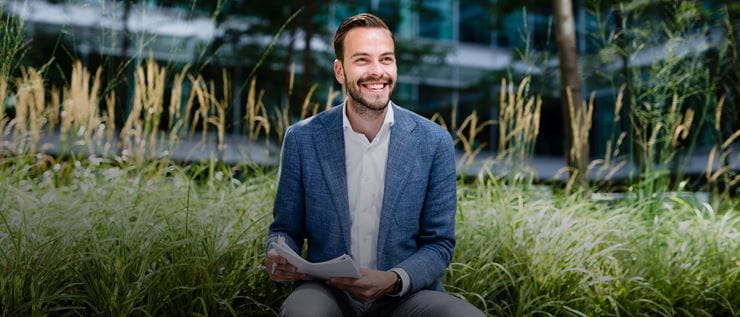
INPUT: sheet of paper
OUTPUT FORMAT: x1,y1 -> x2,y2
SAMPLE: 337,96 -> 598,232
273,236 -> 361,279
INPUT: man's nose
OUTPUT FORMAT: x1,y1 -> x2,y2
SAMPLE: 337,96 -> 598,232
367,60 -> 383,77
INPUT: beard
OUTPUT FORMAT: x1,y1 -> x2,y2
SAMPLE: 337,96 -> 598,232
343,72 -> 395,113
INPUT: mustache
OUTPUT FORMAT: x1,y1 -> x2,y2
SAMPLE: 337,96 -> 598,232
357,76 -> 394,84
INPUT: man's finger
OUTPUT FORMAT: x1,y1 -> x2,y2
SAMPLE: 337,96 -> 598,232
276,263 -> 297,272
327,279 -> 365,291
328,281 -> 356,293
266,250 -> 285,264
271,271 -> 306,281
328,277 -> 359,285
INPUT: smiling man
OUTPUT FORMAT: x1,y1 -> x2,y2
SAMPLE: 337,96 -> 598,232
264,13 -> 484,317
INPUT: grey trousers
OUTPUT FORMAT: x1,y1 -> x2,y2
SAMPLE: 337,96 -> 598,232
280,281 -> 485,317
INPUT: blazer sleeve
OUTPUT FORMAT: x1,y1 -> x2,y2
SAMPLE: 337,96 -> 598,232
395,131 -> 457,293
266,126 -> 305,254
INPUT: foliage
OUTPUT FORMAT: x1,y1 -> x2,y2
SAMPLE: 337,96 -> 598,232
0,10 -> 26,80
587,1 -> 739,200
0,158 -> 737,316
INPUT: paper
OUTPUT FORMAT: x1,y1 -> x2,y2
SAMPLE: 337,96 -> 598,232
273,236 -> 362,279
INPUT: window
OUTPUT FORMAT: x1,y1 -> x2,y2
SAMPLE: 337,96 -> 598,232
460,0 -> 491,45
419,0 -> 453,40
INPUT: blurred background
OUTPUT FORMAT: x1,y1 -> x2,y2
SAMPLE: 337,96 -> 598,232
1,0 -> 738,183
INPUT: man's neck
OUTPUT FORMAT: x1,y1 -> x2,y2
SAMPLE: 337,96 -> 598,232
346,99 -> 387,142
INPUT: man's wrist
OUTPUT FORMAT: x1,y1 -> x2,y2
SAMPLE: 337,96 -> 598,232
388,268 -> 410,296
386,271 -> 401,295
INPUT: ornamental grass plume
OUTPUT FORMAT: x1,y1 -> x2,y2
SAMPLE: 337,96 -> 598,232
104,91 -> 116,143
590,85 -> 628,186
61,61 -> 103,155
14,67 -> 46,155
244,77 -> 271,142
566,87 -> 593,187
497,76 -> 541,163
167,64 -> 190,148
456,110 -> 494,169
121,59 -> 166,162
48,86 -> 60,133
299,83 -> 318,121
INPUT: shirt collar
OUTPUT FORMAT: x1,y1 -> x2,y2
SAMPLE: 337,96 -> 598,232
342,101 -> 395,130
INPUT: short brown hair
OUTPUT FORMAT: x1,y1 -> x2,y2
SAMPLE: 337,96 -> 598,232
333,13 -> 393,61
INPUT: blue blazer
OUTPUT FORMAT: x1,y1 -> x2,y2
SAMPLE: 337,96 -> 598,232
267,102 -> 457,294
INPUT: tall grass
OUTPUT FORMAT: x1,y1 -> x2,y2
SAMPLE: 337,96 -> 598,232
0,157 -> 736,316
0,11 -> 26,80
0,159 -> 285,316
450,177 -> 738,316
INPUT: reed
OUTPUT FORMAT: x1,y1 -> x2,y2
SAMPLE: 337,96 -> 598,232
590,85 -> 627,185
60,61 -> 104,155
456,110 -> 493,169
12,67 -> 46,155
299,83 -> 318,121
48,86 -> 60,134
213,69 -> 230,154
104,91 -> 115,143
121,60 -> 164,162
244,77 -> 271,142
565,88 -> 593,187
497,77 -> 541,163
167,64 -> 190,148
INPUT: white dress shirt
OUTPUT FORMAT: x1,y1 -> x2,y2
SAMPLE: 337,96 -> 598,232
343,103 -> 410,296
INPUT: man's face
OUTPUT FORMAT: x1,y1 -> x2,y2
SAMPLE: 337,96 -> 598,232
334,27 -> 397,112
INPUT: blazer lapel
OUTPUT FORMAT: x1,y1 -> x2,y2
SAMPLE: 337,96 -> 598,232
377,104 -> 418,262
314,106 -> 352,254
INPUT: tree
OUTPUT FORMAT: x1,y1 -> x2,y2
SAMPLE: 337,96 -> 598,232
553,0 -> 588,184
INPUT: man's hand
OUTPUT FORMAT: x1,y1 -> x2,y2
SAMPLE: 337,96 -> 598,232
264,249 -> 307,282
326,268 -> 397,302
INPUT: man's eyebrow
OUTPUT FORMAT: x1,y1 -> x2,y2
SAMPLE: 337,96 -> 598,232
349,53 -> 370,59
348,52 -> 395,59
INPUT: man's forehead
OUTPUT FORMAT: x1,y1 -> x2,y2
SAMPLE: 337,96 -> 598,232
343,27 -> 395,57
344,27 -> 393,44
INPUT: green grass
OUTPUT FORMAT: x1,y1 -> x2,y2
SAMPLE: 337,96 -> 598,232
0,158 -> 736,316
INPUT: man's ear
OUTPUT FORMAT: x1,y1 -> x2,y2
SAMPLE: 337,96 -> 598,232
333,59 -> 345,84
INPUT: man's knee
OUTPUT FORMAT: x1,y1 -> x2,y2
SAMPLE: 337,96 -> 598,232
279,282 -> 347,317
427,294 -> 484,317
393,290 -> 485,317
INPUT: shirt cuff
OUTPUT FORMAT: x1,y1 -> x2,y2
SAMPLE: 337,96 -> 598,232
388,268 -> 410,297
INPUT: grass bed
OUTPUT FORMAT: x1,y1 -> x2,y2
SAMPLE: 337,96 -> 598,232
0,159 -> 737,316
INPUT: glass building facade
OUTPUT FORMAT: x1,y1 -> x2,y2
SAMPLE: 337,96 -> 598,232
6,0 -> 727,157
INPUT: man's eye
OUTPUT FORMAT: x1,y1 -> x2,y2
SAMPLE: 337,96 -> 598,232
382,57 -> 394,64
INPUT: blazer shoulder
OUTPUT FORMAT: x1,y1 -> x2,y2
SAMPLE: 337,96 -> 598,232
286,105 -> 342,137
395,105 -> 452,142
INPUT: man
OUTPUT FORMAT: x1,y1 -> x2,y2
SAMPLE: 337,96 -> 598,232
264,13 -> 484,317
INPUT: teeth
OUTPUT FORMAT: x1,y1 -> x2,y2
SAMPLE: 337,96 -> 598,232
365,84 -> 384,90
